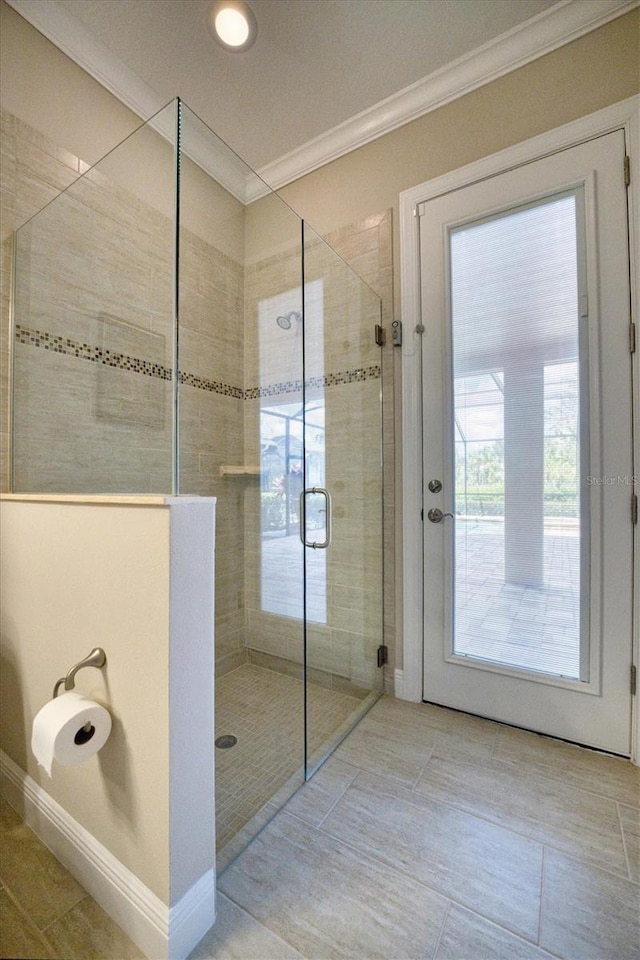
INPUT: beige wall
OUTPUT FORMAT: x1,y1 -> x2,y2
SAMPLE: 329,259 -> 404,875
0,495 -> 216,926
0,1 -> 140,167
0,498 -> 172,901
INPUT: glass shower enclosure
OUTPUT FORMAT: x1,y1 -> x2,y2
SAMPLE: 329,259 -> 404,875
10,99 -> 384,864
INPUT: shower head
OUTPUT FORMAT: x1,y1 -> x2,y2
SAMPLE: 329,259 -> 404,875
276,311 -> 301,330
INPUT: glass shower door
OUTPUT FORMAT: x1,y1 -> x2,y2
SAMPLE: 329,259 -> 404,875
302,223 -> 384,774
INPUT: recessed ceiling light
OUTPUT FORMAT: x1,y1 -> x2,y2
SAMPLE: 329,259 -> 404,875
207,0 -> 258,52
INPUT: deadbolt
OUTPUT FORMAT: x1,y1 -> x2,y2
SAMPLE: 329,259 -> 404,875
427,479 -> 443,493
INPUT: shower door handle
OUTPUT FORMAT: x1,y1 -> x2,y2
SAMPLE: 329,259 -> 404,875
299,487 -> 332,549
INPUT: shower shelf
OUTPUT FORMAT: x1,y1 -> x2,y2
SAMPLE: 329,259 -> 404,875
219,465 -> 261,477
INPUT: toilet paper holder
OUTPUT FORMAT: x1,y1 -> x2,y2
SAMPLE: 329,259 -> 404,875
52,647 -> 107,698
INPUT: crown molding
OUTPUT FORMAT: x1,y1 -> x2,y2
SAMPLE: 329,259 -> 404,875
6,0 -> 638,200
257,0 -> 639,189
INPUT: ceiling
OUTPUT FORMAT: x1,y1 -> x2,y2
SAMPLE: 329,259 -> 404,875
7,0 -> 635,184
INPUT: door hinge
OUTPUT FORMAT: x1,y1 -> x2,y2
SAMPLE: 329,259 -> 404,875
374,324 -> 385,346
623,155 -> 631,187
631,664 -> 637,696
630,323 -> 636,354
632,494 -> 638,525
377,644 -> 388,668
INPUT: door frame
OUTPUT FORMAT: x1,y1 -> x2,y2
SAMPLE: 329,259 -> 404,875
398,95 -> 640,762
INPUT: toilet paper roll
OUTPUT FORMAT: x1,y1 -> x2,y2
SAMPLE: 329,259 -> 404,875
31,691 -> 112,777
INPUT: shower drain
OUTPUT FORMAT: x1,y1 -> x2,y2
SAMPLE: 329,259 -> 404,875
215,734 -> 238,749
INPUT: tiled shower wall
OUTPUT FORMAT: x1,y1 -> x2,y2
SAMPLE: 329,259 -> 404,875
11,165 -> 175,491
1,108 -> 87,493
178,228 -> 246,671
0,108 -> 396,688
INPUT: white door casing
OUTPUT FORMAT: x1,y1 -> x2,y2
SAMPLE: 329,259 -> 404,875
399,97 -> 639,759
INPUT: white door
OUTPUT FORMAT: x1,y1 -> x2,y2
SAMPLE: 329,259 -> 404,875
420,131 -> 634,755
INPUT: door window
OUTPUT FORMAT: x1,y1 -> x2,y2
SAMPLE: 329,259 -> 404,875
449,191 -> 587,680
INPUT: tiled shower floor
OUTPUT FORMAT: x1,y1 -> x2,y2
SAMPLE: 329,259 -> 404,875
215,663 -> 365,855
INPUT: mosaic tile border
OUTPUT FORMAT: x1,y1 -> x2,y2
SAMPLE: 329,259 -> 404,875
15,325 -> 172,380
179,371 -> 243,399
244,367 -> 381,399
15,324 -> 381,398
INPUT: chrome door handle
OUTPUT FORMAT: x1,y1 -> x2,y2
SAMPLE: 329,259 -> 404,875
299,487 -> 332,548
427,508 -> 454,523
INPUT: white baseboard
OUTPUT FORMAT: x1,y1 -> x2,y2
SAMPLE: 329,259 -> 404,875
167,871 -> 216,960
394,667 -> 423,703
0,750 -> 215,960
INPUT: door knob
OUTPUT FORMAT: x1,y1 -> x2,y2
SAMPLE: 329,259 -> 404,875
427,508 -> 454,523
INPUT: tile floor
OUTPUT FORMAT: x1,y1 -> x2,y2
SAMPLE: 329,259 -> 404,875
0,797 -> 143,959
1,696 -> 639,960
199,696 -> 640,960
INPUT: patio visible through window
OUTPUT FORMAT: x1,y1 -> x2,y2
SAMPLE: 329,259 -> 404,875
450,193 -> 584,679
